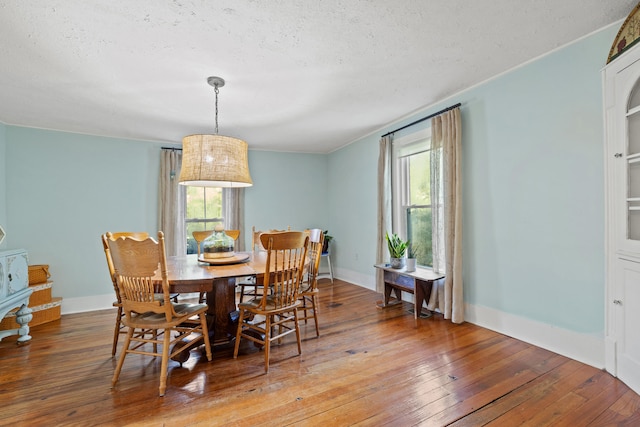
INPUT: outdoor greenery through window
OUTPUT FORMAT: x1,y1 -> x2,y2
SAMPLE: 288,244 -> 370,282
392,128 -> 435,267
185,187 -> 223,254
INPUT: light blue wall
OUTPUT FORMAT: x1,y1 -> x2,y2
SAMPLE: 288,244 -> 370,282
244,150 -> 328,248
3,127 -> 327,302
460,30 -> 608,334
0,122 -> 6,250
6,127 -> 160,298
328,25 -> 615,335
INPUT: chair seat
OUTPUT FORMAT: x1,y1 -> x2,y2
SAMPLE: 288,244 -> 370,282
113,292 -> 179,308
299,285 -> 318,295
239,296 -> 301,313
124,303 -> 208,328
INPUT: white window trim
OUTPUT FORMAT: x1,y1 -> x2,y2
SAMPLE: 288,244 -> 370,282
391,128 -> 431,241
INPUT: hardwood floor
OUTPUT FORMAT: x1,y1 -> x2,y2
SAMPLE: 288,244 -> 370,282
1,279 -> 639,426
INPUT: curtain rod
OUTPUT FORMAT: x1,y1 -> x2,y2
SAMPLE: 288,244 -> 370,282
381,102 -> 461,138
161,147 -> 182,151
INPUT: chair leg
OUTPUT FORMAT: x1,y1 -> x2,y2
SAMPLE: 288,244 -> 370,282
200,313 -> 212,361
152,330 -> 158,354
264,314 -> 272,373
233,308 -> 245,358
112,307 -> 123,356
158,328 -> 171,397
293,308 -> 302,355
301,297 -> 309,324
311,294 -> 320,337
239,285 -> 247,303
112,327 -> 133,388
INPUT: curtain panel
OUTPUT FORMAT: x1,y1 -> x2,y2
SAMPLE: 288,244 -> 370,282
376,135 -> 393,294
159,150 -> 186,257
427,107 -> 463,323
223,188 -> 246,251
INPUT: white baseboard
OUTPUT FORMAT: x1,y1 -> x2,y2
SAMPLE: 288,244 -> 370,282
334,267 -> 376,291
61,293 -> 114,315
339,268 -> 605,370
465,303 -> 605,369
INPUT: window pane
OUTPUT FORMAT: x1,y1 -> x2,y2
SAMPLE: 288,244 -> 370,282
186,186 -> 205,219
185,187 -> 223,254
407,206 -> 432,267
409,151 -> 430,206
204,187 -> 222,219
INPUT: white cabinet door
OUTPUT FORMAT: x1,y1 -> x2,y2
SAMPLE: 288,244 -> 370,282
614,257 -> 640,393
606,50 -> 640,255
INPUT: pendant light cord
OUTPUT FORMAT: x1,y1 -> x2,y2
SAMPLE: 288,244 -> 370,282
214,84 -> 220,135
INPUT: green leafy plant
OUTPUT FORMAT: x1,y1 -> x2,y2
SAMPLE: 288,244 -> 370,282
408,242 -> 420,259
322,230 -> 333,253
385,232 -> 409,258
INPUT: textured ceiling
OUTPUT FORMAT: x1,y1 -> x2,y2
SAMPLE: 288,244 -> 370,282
0,1 -> 636,153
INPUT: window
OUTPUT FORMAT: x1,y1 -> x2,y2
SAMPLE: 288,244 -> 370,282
185,187 -> 223,254
392,128 -> 436,267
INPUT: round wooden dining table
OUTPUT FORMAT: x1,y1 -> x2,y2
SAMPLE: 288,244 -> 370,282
162,251 -> 268,346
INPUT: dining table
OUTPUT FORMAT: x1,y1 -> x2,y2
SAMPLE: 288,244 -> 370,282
160,251 -> 269,347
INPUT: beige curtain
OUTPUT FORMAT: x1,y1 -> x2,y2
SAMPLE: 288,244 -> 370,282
376,135 -> 393,293
159,149 -> 186,256
223,188 -> 245,251
428,108 -> 463,323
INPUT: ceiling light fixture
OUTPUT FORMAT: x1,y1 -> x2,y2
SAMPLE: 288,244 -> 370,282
179,76 -> 253,187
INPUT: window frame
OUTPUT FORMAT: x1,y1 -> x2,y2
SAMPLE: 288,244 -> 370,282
185,186 -> 224,254
391,128 -> 432,265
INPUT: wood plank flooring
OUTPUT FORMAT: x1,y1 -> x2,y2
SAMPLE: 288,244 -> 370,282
1,279 -> 639,426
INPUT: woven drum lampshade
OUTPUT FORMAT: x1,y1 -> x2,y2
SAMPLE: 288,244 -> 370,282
179,134 -> 253,187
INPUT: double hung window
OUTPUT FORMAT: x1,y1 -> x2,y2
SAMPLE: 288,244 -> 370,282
185,187 -> 223,254
392,128 -> 439,267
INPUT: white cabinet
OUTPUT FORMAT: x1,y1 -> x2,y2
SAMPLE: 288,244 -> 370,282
604,46 -> 640,254
613,257 -> 640,394
0,249 -> 33,342
603,41 -> 640,394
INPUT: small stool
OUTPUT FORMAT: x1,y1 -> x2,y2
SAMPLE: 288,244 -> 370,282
319,251 -> 334,283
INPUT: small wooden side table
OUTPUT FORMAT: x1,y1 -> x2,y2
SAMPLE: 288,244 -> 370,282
374,264 -> 444,319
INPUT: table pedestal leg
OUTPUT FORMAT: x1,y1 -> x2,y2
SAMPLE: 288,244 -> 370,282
206,277 -> 239,346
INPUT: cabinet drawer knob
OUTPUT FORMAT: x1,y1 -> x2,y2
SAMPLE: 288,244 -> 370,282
613,299 -> 623,305
614,153 -> 623,158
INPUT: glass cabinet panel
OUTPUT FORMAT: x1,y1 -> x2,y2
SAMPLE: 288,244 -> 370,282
627,80 -> 640,240
628,112 -> 640,155
629,78 -> 640,109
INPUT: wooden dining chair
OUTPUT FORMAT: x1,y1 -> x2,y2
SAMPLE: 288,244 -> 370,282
233,231 -> 309,372
250,225 -> 291,251
239,226 -> 291,303
102,231 -> 178,356
106,231 -> 212,396
298,229 -> 324,337
193,229 -> 241,303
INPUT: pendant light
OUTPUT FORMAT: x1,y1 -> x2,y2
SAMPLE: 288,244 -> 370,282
179,76 -> 253,187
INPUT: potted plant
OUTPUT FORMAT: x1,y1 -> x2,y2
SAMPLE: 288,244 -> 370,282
386,232 -> 409,269
406,242 -> 419,272
322,230 -> 333,253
